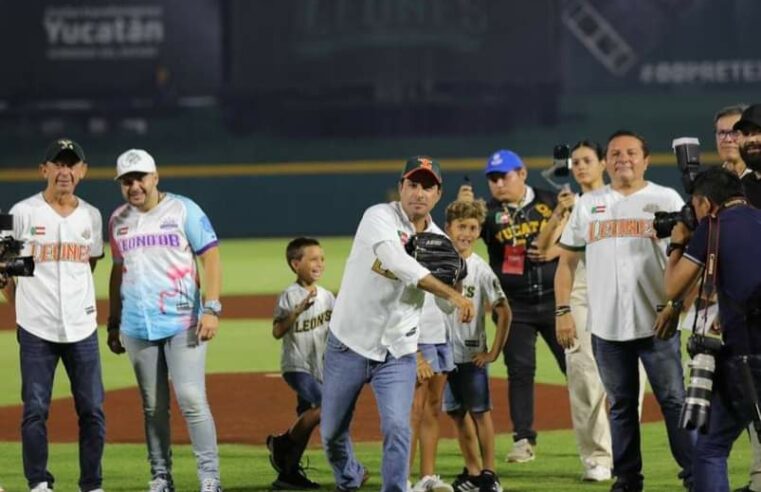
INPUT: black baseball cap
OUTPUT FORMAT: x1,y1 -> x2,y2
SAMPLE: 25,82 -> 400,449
733,104 -> 761,133
401,156 -> 442,184
43,138 -> 86,163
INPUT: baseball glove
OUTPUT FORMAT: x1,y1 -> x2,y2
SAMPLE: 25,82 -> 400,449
405,232 -> 467,286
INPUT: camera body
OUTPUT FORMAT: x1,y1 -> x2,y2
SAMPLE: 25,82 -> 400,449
540,144 -> 572,191
651,138 -> 702,239
0,213 -> 35,285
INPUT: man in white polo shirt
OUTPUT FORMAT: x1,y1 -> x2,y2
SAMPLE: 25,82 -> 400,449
320,156 -> 475,492
3,138 -> 105,492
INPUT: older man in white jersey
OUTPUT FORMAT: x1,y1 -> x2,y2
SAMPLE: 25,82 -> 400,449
3,139 -> 105,492
555,130 -> 695,492
321,156 -> 474,492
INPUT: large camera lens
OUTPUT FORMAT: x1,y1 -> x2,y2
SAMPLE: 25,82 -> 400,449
679,352 -> 716,433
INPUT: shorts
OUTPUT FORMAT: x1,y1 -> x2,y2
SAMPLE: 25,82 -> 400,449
418,342 -> 455,374
444,362 -> 491,414
282,371 -> 322,415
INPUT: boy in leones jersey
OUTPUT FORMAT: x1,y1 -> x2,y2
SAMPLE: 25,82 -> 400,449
267,237 -> 334,490
443,200 -> 511,492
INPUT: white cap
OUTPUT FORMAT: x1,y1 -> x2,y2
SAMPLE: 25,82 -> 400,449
115,149 -> 157,180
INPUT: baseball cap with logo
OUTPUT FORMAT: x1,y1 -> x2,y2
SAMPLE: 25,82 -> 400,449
401,156 -> 442,184
484,149 -> 523,175
733,103 -> 761,133
115,149 -> 157,180
44,138 -> 86,163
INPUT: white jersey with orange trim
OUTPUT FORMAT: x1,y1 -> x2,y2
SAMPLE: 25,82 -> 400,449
274,283 -> 335,380
446,252 -> 506,363
10,193 -> 103,343
559,182 -> 683,341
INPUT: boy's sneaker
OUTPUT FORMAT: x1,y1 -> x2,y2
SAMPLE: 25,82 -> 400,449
412,475 -> 454,492
451,468 -> 481,492
30,483 -> 53,492
200,478 -> 222,492
478,470 -> 502,492
505,438 -> 535,463
267,433 -> 295,473
272,466 -> 320,490
582,464 -> 612,482
148,475 -> 175,492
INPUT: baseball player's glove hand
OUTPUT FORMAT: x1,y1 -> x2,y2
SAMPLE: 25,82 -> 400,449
405,232 -> 467,286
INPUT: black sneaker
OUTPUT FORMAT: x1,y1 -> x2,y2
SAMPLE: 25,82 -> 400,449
478,470 -> 502,492
610,479 -> 643,492
272,466 -> 320,490
266,434 -> 293,473
452,468 -> 481,492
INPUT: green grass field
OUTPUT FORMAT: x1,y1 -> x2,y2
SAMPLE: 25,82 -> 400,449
0,237 -> 755,490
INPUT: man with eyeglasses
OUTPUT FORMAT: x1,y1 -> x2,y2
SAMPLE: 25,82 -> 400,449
714,104 -> 749,178
458,150 -> 566,465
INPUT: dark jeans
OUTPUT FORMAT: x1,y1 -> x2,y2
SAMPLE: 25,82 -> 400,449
592,334 -> 695,488
693,355 -> 761,492
502,302 -> 566,443
19,327 -> 105,491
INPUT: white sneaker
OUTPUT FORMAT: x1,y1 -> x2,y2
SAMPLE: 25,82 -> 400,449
30,482 -> 53,492
582,464 -> 612,482
407,480 -> 413,492
412,475 -> 454,492
505,438 -> 535,463
200,478 -> 222,492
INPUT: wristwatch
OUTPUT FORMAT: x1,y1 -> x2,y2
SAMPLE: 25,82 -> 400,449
203,300 -> 222,317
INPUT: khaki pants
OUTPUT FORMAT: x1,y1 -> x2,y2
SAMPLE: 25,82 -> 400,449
567,301 -> 646,469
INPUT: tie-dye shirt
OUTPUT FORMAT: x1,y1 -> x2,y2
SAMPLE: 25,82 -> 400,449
109,193 -> 218,340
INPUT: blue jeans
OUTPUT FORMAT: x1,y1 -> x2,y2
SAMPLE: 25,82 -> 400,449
122,329 -> 219,483
592,334 -> 695,488
18,327 -> 105,491
321,331 -> 416,492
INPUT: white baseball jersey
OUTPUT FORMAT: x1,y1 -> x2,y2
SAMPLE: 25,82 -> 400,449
418,293 -> 448,344
446,252 -> 507,363
109,193 -> 218,341
10,193 -> 103,343
559,183 -> 684,341
274,283 -> 334,380
329,201 -> 445,361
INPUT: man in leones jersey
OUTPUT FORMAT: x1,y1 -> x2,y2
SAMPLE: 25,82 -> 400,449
555,130 -> 695,492
4,138 -> 105,492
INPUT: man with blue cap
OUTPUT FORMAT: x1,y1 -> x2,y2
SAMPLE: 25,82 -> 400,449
459,149 -> 566,465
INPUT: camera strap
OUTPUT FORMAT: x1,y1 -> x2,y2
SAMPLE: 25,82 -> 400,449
693,214 -> 720,334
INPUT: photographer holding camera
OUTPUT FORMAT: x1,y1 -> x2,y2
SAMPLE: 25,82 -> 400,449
556,130 -> 695,492
665,166 -> 761,492
2,139 -> 105,492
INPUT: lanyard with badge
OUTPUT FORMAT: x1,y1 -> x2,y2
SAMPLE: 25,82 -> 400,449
501,200 -> 527,275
